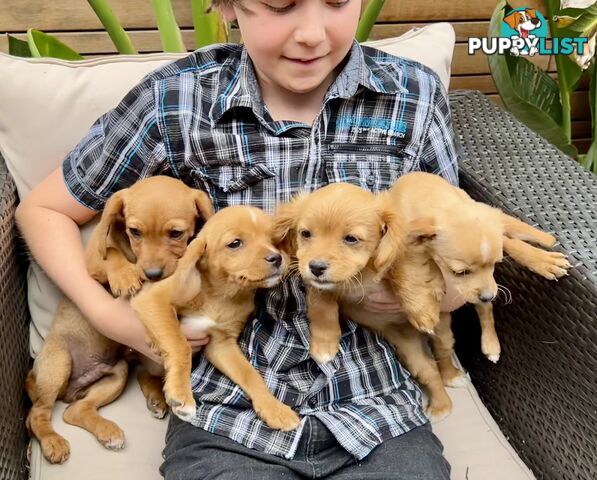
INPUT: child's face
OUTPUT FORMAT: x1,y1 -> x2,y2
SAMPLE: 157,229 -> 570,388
220,0 -> 362,96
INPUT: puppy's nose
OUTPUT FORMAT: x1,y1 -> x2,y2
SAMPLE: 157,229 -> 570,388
478,291 -> 495,303
265,253 -> 282,268
144,268 -> 164,281
309,261 -> 328,278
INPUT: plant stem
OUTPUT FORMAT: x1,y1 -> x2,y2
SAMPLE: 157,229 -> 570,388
545,0 -> 572,140
355,0 -> 386,42
150,0 -> 186,52
87,0 -> 137,54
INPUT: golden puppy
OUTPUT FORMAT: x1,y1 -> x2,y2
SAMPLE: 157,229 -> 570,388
387,172 -> 570,376
273,183 -> 404,364
26,176 -> 213,464
131,206 -> 300,431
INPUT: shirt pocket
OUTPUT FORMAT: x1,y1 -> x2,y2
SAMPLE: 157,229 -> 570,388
323,142 -> 418,193
191,163 -> 278,211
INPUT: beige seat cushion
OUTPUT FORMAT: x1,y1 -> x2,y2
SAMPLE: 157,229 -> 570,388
29,370 -> 535,480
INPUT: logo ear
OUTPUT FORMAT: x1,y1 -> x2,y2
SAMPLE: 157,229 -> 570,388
503,10 -> 519,30
372,192 -> 406,282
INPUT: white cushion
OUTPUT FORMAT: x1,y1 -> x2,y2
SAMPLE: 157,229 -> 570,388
28,370 -> 535,480
0,23 -> 455,357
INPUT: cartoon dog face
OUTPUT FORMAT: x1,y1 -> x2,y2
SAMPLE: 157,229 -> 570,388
504,8 -> 541,37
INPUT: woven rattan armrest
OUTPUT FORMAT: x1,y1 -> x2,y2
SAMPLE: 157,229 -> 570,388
0,153 -> 30,480
448,90 -> 596,480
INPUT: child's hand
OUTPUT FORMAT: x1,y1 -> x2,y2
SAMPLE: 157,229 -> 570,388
180,322 -> 211,354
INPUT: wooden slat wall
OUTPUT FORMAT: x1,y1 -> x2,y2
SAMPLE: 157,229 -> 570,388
0,0 -> 590,152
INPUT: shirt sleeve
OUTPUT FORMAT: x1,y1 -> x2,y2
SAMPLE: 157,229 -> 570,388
62,79 -> 167,211
418,81 -> 460,186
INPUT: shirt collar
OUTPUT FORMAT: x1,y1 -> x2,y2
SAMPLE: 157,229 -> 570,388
210,42 -> 409,126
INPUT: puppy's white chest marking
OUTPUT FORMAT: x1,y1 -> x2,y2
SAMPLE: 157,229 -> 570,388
180,315 -> 216,332
480,237 -> 491,263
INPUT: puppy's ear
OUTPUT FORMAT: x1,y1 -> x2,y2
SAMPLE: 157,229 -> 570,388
170,235 -> 206,306
272,195 -> 306,255
192,190 -> 215,221
407,217 -> 437,245
97,190 -> 128,260
500,212 -> 556,247
372,192 -> 406,282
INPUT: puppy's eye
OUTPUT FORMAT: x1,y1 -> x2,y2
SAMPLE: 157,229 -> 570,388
129,228 -> 142,239
169,230 -> 184,240
300,230 -> 311,239
453,269 -> 471,277
344,234 -> 359,245
227,239 -> 243,249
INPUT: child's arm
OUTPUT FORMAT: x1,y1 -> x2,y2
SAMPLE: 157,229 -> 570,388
15,166 -> 161,361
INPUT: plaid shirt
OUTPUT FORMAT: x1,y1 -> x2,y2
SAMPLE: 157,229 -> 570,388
64,42 -> 459,460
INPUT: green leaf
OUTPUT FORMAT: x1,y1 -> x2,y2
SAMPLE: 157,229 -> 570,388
26,29 -> 84,60
355,0 -> 386,42
565,1 -> 597,34
488,1 -> 577,158
150,0 -> 186,52
191,0 -> 228,48
7,35 -> 32,57
585,62 -> 597,172
87,0 -> 137,54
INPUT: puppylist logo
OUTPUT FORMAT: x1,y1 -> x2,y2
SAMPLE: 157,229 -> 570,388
469,6 -> 589,57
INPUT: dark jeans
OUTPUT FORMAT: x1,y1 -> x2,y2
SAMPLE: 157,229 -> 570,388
161,416 -> 450,480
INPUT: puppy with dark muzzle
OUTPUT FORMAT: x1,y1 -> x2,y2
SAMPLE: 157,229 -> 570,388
26,176 -> 214,464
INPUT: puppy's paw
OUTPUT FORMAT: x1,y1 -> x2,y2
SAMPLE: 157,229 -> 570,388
482,336 -> 501,364
165,390 -> 196,422
438,360 -> 467,388
108,265 -> 143,298
409,312 -> 439,335
254,398 -> 300,431
40,433 -> 70,464
529,251 -> 571,280
95,420 -> 125,450
310,338 -> 339,364
425,399 -> 452,424
146,394 -> 169,419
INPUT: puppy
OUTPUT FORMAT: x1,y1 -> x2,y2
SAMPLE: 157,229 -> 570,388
131,205 -> 301,431
387,172 -> 570,373
26,176 -> 213,464
273,183 -> 404,364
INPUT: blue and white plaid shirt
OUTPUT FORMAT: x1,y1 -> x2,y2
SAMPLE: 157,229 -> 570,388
64,42 -> 459,460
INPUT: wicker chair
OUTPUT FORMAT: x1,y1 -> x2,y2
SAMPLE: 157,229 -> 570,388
0,90 -> 595,480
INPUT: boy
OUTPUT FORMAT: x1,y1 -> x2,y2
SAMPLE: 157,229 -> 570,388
16,0 -> 460,477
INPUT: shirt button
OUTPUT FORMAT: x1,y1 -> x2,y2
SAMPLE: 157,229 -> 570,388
366,175 -> 375,187
308,397 -> 318,408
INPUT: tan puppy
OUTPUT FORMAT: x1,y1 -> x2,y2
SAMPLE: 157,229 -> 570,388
26,176 -> 213,464
131,206 -> 300,431
387,172 -> 570,372
273,183 -> 404,364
